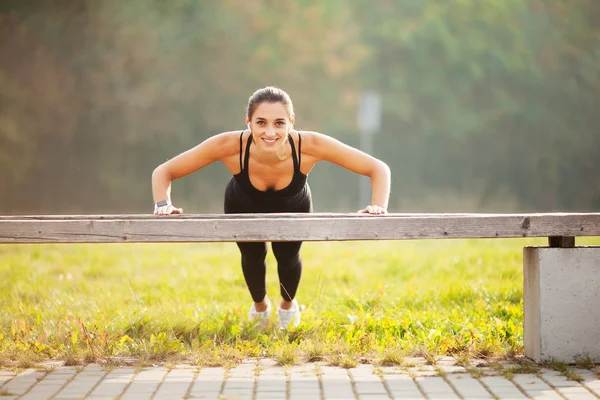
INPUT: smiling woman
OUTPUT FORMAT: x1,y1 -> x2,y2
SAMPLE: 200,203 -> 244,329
151,86 -> 391,330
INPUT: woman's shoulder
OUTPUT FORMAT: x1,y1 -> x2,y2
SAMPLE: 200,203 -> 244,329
199,130 -> 247,159
213,129 -> 247,142
211,129 -> 248,146
291,130 -> 330,151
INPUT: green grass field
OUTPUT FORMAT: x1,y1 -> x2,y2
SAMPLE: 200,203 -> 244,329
1,238 -> 599,369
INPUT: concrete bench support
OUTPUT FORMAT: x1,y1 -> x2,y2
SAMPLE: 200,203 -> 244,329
524,246 -> 600,363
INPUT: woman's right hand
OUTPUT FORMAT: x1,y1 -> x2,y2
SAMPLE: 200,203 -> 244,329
154,203 -> 183,215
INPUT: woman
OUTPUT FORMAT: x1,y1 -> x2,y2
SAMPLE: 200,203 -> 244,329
152,86 -> 391,329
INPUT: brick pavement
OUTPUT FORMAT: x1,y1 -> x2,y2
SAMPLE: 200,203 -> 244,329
0,359 -> 598,399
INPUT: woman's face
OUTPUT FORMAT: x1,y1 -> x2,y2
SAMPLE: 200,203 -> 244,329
247,101 -> 294,152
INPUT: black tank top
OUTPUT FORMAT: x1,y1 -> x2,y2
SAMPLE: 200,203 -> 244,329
232,131 -> 308,199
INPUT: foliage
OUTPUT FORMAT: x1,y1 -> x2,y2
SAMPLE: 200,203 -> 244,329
1,0 -> 600,213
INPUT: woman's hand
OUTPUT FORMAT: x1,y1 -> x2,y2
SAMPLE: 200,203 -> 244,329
154,204 -> 183,216
357,205 -> 387,215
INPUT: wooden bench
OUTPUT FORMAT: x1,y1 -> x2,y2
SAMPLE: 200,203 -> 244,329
2,212 -> 600,363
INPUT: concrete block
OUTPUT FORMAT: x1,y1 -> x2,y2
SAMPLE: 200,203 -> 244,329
524,247 -> 600,363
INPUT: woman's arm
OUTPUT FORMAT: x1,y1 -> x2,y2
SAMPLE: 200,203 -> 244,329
152,131 -> 239,215
303,131 -> 391,213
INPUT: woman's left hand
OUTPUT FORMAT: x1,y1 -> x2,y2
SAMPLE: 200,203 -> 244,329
357,205 -> 387,214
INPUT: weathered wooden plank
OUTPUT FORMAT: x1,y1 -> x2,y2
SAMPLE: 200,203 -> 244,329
1,213 -> 599,243
0,212 -> 493,220
0,212 -> 598,221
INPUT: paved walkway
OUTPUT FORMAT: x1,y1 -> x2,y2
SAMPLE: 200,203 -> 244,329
1,358 -> 599,399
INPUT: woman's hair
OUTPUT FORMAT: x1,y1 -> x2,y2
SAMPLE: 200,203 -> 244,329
246,86 -> 295,121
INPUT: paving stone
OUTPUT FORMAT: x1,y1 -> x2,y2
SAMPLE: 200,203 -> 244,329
290,396 -> 324,400
196,366 -> 226,376
43,372 -> 76,380
438,365 -> 467,373
132,368 -> 168,382
289,365 -> 320,398
259,367 -> 286,377
437,356 -> 458,366
480,376 -> 523,387
53,395 -> 92,400
229,360 -> 257,377
87,367 -> 135,397
520,390 -> 565,399
350,365 -> 386,395
20,378 -> 70,400
153,369 -> 194,398
173,363 -> 196,369
577,369 -> 600,395
321,395 -> 356,400
253,392 -> 288,399
123,383 -> 159,393
512,373 -> 558,391
256,384 -> 286,393
0,377 -> 13,388
354,384 -> 388,396
377,366 -> 404,375
349,363 -> 374,376
164,369 -> 195,378
1,369 -> 46,396
541,370 -> 589,388
186,392 -> 221,400
189,381 -> 223,394
382,374 -> 421,396
223,376 -> 254,386
7,359 -> 593,400
415,376 -> 459,399
320,365 -> 354,399
511,373 -> 564,399
479,377 -> 527,400
83,364 -> 104,372
290,388 -> 320,396
403,357 -> 427,366
289,380 -> 320,388
556,386 -> 598,400
407,368 -> 437,377
446,373 -> 493,399
54,366 -> 80,373
483,388 -> 528,400
219,389 -> 253,399
121,394 -> 158,400
19,391 -> 61,400
288,364 -> 318,382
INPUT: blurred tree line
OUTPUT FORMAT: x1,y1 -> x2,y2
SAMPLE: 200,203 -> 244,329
1,0 -> 599,214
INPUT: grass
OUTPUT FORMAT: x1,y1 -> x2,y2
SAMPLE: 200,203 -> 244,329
1,237 -> 599,368
503,362 -> 541,378
543,359 -> 585,382
0,389 -> 15,396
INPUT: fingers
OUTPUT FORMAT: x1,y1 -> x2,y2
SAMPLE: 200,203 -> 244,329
358,205 -> 387,215
154,205 -> 183,215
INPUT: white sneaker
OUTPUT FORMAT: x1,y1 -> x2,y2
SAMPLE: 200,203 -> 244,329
249,297 -> 271,326
278,299 -> 300,329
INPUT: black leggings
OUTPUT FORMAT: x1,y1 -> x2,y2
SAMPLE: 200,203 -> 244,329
224,179 -> 313,303
237,241 -> 303,302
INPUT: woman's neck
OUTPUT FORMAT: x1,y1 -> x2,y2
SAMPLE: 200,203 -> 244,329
252,136 -> 290,164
